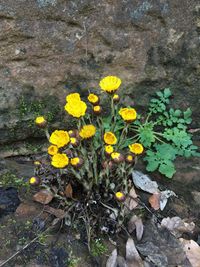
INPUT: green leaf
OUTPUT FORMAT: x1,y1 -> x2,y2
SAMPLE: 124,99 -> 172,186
156,91 -> 163,97
183,108 -> 192,119
163,88 -> 172,98
146,160 -> 159,172
159,161 -> 176,178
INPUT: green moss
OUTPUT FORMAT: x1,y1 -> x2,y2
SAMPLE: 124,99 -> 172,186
0,171 -> 29,189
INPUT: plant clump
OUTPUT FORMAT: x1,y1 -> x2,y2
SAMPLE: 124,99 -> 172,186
31,76 -> 199,248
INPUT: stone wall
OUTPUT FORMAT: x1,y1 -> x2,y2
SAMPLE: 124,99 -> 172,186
0,0 -> 199,149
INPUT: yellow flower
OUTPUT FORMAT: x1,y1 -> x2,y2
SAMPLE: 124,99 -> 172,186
119,108 -> 137,122
99,76 -> 121,93
88,93 -> 99,105
35,116 -> 47,128
93,105 -> 102,115
65,100 -> 87,118
70,137 -> 79,147
125,154 -> 135,163
34,161 -> 41,166
71,157 -> 83,168
51,153 -> 69,168
29,176 -> 40,185
105,145 -> 114,155
129,143 -> 144,155
48,145 -> 58,155
79,125 -> 96,139
66,93 -> 81,102
113,94 -> 120,103
49,130 -> 70,148
115,192 -> 125,202
104,132 -> 117,145
111,152 -> 124,163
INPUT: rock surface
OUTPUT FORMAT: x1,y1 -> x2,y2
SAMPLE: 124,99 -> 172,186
0,0 -> 199,149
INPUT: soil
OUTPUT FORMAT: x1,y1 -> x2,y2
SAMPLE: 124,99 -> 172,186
0,151 -> 200,267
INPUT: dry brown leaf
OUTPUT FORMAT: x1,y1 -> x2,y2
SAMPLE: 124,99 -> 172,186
149,192 -> 161,210
33,190 -> 53,204
179,239 -> 200,267
64,183 -> 73,198
161,217 -> 195,237
106,249 -> 117,267
44,205 -> 65,218
125,186 -> 138,210
129,186 -> 138,198
128,215 -> 144,241
126,238 -> 144,267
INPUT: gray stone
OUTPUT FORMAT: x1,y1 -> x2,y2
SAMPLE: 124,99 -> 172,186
0,0 -> 199,152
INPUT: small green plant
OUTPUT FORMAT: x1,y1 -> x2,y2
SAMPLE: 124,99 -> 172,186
0,171 -> 29,189
91,239 -> 108,257
131,88 -> 199,178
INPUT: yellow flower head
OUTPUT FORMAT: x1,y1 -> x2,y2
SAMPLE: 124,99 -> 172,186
70,137 -> 77,144
88,93 -> 99,105
104,132 -> 117,145
48,145 -> 58,155
35,116 -> 47,128
71,157 -> 83,168
29,176 -> 40,185
79,124 -> 96,139
115,192 -> 125,202
105,145 -> 114,155
99,76 -> 121,93
111,152 -> 124,163
51,153 -> 69,168
49,130 -> 70,148
66,93 -> 81,102
93,105 -> 102,115
129,143 -> 144,155
125,154 -> 135,164
65,100 -> 87,118
119,108 -> 137,122
34,161 -> 41,166
113,94 -> 120,103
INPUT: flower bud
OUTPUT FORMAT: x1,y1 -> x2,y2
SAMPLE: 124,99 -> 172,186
34,161 -> 41,166
111,152 -> 124,163
125,154 -> 135,164
70,137 -> 79,147
29,176 -> 40,186
93,105 -> 102,115
115,192 -> 125,202
68,129 -> 79,138
70,157 -> 83,168
104,145 -> 114,156
102,160 -> 113,169
113,94 -> 120,103
35,116 -> 47,128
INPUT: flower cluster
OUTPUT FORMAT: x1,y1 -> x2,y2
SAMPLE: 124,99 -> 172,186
34,75 -> 144,199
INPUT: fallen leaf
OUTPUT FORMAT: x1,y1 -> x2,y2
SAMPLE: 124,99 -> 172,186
106,249 -> 118,267
132,171 -> 159,194
188,128 -> 200,133
44,206 -> 65,218
179,239 -> 200,267
161,217 -> 195,238
125,186 -> 138,210
129,186 -> 138,198
128,215 -> 144,241
64,183 -> 73,198
126,238 -> 144,267
149,192 -> 161,210
33,190 -> 53,204
159,190 -> 176,210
